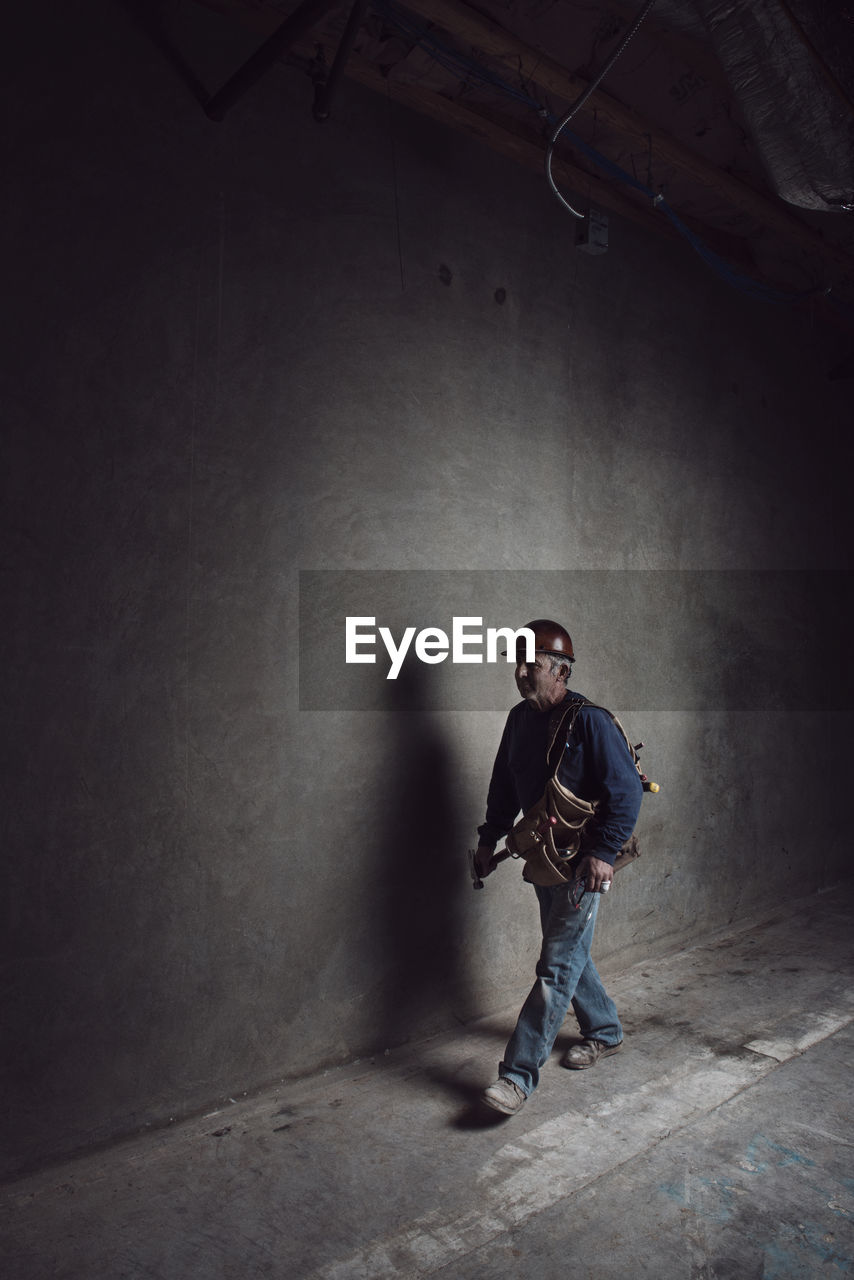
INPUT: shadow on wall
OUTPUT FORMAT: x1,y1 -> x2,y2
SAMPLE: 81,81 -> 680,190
372,659 -> 475,1052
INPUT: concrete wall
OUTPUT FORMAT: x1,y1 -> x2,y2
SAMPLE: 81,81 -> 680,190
3,0 -> 852,1178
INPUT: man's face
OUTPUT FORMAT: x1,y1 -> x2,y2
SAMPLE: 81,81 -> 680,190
514,653 -> 567,712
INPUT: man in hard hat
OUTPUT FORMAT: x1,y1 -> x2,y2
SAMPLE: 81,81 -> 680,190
474,619 -> 643,1116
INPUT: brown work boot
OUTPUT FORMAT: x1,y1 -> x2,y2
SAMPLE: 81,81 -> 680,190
561,1038 -> 623,1070
482,1077 -> 527,1115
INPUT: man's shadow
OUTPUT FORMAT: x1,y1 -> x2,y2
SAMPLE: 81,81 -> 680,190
371,660 -> 479,1063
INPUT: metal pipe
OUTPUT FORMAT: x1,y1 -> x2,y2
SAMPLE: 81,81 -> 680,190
312,0 -> 368,122
546,0 -> 658,218
205,0 -> 343,121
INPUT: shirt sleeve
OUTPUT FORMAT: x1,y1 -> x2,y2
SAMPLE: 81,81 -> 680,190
477,714 -> 520,848
564,706 -> 643,865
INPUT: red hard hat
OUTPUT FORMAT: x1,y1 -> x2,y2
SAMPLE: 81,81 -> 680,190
505,619 -> 575,662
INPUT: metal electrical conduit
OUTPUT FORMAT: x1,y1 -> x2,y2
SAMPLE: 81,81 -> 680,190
545,0 -> 658,219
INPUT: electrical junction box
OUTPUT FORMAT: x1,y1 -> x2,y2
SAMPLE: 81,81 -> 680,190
576,207 -> 609,255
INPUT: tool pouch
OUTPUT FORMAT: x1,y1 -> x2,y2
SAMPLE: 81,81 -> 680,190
505,775 -> 596,886
506,782 -> 641,886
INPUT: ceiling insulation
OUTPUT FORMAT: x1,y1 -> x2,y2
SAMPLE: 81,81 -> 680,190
686,0 -> 854,213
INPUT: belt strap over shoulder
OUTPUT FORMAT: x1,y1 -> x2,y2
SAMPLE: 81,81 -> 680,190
547,697 -> 643,779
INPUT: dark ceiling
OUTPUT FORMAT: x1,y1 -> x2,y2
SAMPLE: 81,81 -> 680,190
164,0 -> 854,332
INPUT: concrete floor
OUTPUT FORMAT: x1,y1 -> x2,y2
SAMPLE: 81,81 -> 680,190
3,884 -> 854,1279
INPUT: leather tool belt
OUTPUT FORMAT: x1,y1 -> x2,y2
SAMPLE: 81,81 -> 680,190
504,698 -> 643,888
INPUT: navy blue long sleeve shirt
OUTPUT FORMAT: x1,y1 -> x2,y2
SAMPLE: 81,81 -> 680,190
477,691 -> 643,866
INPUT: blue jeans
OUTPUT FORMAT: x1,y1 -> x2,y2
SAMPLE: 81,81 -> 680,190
499,883 -> 623,1096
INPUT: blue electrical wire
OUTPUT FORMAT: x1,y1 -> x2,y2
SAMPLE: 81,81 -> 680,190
372,0 -> 843,308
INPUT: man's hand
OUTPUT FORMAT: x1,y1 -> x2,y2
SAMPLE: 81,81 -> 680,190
576,855 -> 613,894
474,845 -> 499,879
